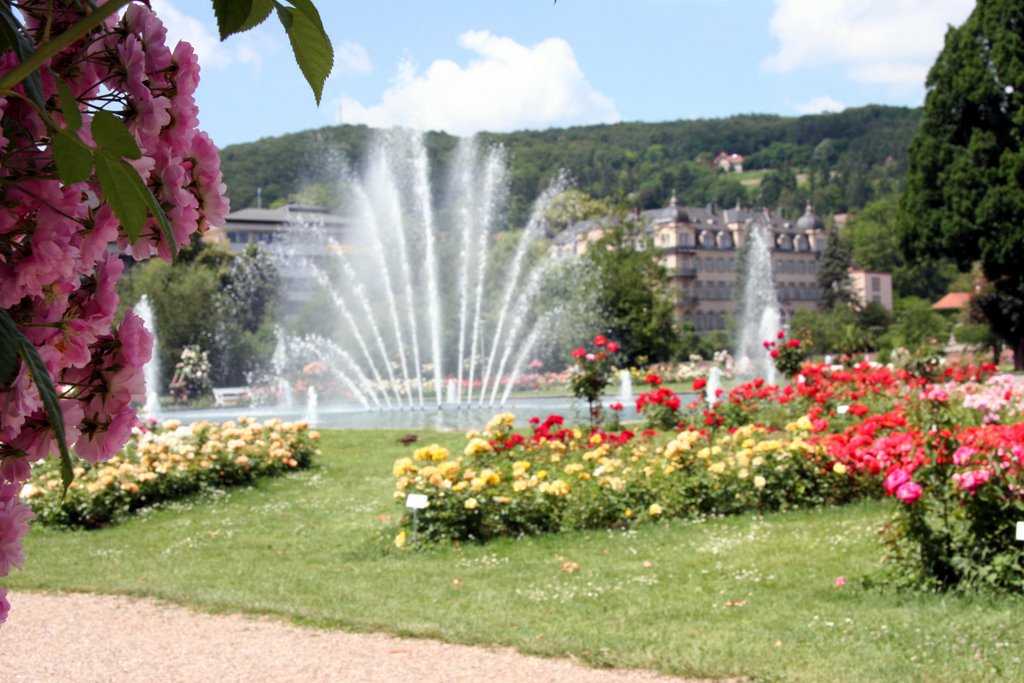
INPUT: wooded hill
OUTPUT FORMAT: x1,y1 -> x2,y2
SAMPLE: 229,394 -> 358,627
218,104 -> 920,226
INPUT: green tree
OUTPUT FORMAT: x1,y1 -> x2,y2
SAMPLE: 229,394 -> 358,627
900,0 -> 1024,367
816,227 -> 855,311
584,221 -> 678,364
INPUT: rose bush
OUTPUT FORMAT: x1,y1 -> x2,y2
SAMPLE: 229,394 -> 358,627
390,358 -> 1024,593
25,417 -> 319,528
568,335 -> 621,426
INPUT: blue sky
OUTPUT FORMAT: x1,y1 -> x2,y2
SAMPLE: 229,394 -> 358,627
152,0 -> 975,148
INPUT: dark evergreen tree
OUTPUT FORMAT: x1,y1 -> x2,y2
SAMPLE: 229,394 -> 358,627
816,227 -> 855,311
900,0 -> 1024,366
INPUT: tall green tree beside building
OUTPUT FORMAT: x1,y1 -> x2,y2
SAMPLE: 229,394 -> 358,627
816,227 -> 855,311
584,222 -> 678,364
900,0 -> 1024,366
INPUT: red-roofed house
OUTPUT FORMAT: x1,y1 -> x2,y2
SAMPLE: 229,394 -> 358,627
713,152 -> 744,173
932,292 -> 972,311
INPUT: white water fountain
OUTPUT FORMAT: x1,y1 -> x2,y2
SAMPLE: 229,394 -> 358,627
272,130 -> 563,411
137,295 -> 161,420
734,217 -> 780,385
705,367 -> 722,406
617,370 -> 633,406
303,386 -> 318,426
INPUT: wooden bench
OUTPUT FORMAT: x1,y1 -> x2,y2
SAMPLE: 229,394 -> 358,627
212,387 -> 251,407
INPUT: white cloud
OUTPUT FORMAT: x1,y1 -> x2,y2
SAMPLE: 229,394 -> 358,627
336,31 -> 620,135
763,0 -> 974,88
795,96 -> 847,114
337,41 -> 372,74
151,0 -> 262,71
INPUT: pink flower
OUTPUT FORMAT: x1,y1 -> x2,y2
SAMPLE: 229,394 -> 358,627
0,483 -> 35,575
0,587 -> 9,625
117,309 -> 154,368
74,407 -> 136,463
952,446 -> 976,467
884,468 -> 910,495
895,481 -> 923,504
834,576 -> 846,588
585,353 -> 596,362
956,468 -> 992,493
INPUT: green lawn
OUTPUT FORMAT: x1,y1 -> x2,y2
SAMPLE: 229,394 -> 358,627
10,429 -> 1024,682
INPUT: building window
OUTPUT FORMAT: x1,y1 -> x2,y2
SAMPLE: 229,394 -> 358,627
871,276 -> 881,291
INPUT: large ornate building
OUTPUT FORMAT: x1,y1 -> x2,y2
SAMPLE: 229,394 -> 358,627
552,197 -> 829,333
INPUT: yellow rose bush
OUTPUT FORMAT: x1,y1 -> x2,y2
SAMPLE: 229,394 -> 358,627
25,418 -> 320,528
393,413 -> 875,543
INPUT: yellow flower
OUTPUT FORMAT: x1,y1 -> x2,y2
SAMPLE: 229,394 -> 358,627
464,438 -> 493,457
394,530 -> 407,548
709,461 -> 726,474
624,508 -> 633,518
453,481 -> 469,492
754,475 -> 767,489
414,444 -> 450,462
833,462 -> 848,475
464,497 -> 479,510
392,457 -> 417,477
648,503 -> 663,517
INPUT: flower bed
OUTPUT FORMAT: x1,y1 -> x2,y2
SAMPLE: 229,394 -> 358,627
24,418 -> 319,528
392,360 -> 1024,593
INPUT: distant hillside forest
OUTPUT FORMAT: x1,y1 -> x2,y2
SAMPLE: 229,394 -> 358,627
218,105 -> 921,226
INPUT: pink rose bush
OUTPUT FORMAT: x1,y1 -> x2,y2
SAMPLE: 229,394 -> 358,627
0,2 -> 227,623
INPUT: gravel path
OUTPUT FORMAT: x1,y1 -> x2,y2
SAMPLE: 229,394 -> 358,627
2,591 -> 728,683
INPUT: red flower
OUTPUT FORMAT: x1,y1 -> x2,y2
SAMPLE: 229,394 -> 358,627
609,402 -> 623,411
770,349 -> 780,358
644,372 -> 663,386
593,335 -> 607,347
777,330 -> 785,339
786,339 -> 801,348
606,341 -> 619,353
571,347 -> 586,358
692,377 -> 707,391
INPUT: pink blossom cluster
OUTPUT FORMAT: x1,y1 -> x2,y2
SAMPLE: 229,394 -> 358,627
954,374 -> 1024,424
1,2 -> 228,623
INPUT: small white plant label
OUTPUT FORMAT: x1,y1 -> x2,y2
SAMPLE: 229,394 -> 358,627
406,493 -> 429,510
837,405 -> 850,415
1016,521 -> 1024,542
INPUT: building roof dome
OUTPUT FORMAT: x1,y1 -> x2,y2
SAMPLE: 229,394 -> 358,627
796,201 -> 824,230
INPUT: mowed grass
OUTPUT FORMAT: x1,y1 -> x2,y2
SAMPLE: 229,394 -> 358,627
10,429 -> 1024,682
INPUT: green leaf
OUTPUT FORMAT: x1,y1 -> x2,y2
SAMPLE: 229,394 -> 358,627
275,5 -> 333,105
0,3 -> 44,109
0,310 -> 74,494
0,313 -> 18,386
53,77 -> 82,132
94,151 -> 178,260
53,129 -> 94,184
238,0 -> 275,34
213,0 -> 252,39
92,110 -> 141,160
283,0 -> 326,33
94,151 -> 147,242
